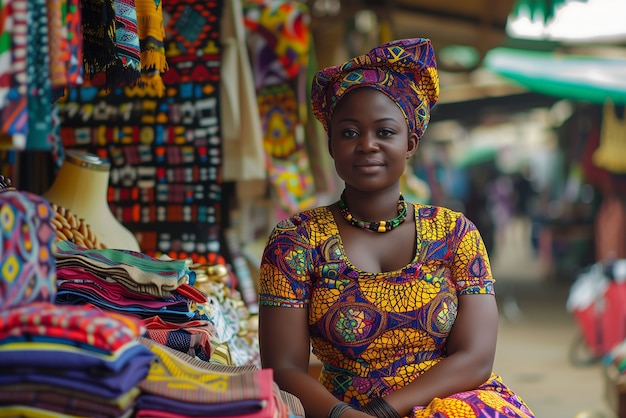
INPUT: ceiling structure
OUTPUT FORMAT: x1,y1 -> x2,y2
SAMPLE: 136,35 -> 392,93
390,0 -> 517,65
306,0 -> 533,107
307,0 -> 518,70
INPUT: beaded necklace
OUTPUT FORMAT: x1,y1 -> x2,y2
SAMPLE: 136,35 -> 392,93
338,192 -> 407,233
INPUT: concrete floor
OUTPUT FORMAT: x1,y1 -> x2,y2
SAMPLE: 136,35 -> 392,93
489,220 -> 616,418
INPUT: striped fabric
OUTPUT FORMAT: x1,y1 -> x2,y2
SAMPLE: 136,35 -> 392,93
137,337 -> 303,417
0,0 -> 27,141
112,0 -> 141,85
139,337 -> 266,403
0,0 -> 13,107
0,302 -> 145,352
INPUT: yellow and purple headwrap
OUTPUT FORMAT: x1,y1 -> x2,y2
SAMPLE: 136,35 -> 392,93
311,38 -> 439,139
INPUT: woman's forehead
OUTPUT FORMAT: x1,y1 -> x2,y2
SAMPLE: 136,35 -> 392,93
332,88 -> 406,120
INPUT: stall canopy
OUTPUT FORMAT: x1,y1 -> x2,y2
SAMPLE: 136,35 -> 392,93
484,46 -> 626,105
485,0 -> 626,105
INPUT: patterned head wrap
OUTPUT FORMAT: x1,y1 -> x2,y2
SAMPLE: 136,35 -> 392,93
311,38 -> 439,138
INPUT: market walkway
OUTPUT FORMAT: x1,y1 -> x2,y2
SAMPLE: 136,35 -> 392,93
490,219 -> 615,417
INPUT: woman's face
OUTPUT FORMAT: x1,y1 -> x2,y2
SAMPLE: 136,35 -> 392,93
328,88 -> 418,192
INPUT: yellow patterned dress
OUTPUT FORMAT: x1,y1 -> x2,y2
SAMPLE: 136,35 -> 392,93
259,204 -> 535,417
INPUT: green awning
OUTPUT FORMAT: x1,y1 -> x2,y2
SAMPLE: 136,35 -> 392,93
511,0 -> 579,22
484,47 -> 626,104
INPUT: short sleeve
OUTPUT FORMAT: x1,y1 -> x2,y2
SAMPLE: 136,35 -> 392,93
450,213 -> 495,296
259,218 -> 314,308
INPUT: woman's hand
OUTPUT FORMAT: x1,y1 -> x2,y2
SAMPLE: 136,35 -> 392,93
260,304 -> 345,418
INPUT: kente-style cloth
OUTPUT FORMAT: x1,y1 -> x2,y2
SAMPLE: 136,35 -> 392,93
0,190 -> 56,310
260,203 -> 535,417
311,38 -> 439,139
136,337 -> 294,418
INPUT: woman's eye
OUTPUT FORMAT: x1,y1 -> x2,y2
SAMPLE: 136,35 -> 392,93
378,128 -> 394,137
342,129 -> 358,138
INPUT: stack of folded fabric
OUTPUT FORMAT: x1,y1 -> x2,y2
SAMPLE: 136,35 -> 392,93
0,189 -> 155,417
54,240 -> 261,367
54,240 -> 221,362
0,303 -> 154,417
135,337 -> 304,418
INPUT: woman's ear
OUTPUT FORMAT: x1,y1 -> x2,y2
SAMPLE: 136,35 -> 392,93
406,132 -> 419,159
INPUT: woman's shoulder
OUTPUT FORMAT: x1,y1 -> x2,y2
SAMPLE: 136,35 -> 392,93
274,206 -> 331,228
413,202 -> 478,237
268,206 -> 335,240
413,202 -> 467,222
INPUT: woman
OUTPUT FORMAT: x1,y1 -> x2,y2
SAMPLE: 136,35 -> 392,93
258,38 -> 535,418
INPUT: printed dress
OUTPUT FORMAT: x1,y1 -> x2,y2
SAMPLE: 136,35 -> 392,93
259,204 -> 535,418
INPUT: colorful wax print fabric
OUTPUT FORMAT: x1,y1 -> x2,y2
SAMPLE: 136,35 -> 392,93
311,38 -> 439,139
57,0 -> 223,264
260,204 -> 535,417
244,0 -> 316,214
0,190 -> 56,310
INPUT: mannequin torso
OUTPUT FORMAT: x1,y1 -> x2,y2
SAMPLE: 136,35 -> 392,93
43,150 -> 140,251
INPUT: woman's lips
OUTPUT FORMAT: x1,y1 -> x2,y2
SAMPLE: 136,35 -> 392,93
354,161 -> 384,173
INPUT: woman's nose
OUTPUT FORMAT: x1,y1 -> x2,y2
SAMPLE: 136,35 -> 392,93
357,132 -> 379,152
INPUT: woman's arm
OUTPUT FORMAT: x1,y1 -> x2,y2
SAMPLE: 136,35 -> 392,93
259,305 -> 373,418
381,293 -> 499,416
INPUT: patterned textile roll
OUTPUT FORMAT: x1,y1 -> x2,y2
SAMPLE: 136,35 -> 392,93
0,190 -> 57,310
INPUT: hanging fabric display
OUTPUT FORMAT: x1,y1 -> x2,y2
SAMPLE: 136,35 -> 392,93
0,0 -> 70,152
26,0 -> 54,150
0,0 -> 28,149
112,0 -> 141,85
135,0 -> 168,95
65,0 -> 84,86
592,101 -> 626,174
58,0 -> 223,264
81,0 -> 142,89
80,0 -> 117,80
243,0 -> 316,215
46,0 -> 69,88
